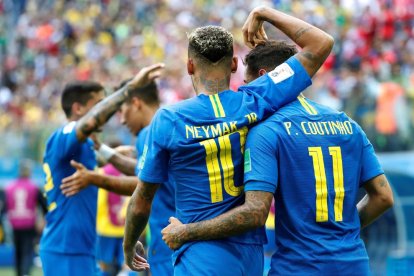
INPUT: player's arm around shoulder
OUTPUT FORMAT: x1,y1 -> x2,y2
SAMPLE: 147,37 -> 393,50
161,190 -> 273,250
358,174 -> 394,228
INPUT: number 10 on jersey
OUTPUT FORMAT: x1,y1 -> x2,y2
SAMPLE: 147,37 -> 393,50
200,127 -> 248,203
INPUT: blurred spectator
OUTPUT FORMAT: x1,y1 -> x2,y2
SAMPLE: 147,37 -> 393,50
96,164 -> 129,276
0,0 -> 413,159
0,188 -> 5,244
4,159 -> 47,276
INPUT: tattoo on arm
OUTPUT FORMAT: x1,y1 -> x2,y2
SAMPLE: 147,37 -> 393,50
298,51 -> 324,67
77,86 -> 129,140
378,177 -> 388,187
183,191 -> 273,242
123,181 -> 159,250
294,27 -> 312,40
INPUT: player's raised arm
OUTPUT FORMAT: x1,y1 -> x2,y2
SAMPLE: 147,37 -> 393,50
242,6 -> 334,78
75,63 -> 165,141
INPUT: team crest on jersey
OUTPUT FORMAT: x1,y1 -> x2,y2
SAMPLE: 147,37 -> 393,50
269,63 -> 294,84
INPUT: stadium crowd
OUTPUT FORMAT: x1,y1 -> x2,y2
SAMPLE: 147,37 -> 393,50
0,0 -> 413,161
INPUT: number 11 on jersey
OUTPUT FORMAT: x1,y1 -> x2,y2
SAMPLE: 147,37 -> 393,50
308,146 -> 345,222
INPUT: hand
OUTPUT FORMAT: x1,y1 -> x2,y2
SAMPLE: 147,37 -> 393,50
60,160 -> 91,197
124,241 -> 150,271
128,63 -> 165,90
242,6 -> 269,49
161,217 -> 186,250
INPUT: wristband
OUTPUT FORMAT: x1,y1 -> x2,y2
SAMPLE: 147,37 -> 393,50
98,144 -> 116,161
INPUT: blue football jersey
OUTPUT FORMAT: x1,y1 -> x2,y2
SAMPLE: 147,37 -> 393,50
41,121 -> 98,256
244,96 -> 384,275
138,57 -> 312,263
135,126 -> 175,266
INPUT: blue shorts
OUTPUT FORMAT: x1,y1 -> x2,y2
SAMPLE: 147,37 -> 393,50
96,236 -> 124,265
40,250 -> 98,276
268,258 -> 370,275
174,241 -> 263,276
150,259 -> 174,276
264,228 -> 276,254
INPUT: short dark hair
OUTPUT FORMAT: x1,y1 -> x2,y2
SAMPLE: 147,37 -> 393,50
244,40 -> 298,77
188,26 -> 233,66
117,79 -> 160,106
61,81 -> 103,118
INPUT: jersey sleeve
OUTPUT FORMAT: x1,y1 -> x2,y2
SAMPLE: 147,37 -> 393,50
358,126 -> 384,185
138,109 -> 173,184
58,121 -> 85,159
239,56 -> 312,111
135,127 -> 149,176
243,121 -> 279,193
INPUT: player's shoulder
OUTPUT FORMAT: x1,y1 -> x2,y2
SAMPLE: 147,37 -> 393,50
45,124 -> 65,144
306,99 -> 366,134
138,125 -> 150,138
48,121 -> 76,138
248,116 -> 281,138
161,95 -> 214,119
307,99 -> 343,115
45,122 -> 78,151
157,98 -> 199,117
275,97 -> 342,118
153,105 -> 178,121
137,125 -> 150,146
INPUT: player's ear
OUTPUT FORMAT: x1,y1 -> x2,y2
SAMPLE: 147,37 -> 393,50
187,59 -> 194,75
131,97 -> 142,110
231,57 -> 238,73
71,102 -> 82,117
258,69 -> 267,76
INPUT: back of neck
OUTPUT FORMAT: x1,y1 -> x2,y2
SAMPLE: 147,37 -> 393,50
192,73 -> 231,95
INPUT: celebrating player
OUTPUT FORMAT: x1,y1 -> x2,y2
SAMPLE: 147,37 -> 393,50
162,39 -> 394,276
123,6 -> 333,275
40,64 -> 164,276
60,80 -> 175,275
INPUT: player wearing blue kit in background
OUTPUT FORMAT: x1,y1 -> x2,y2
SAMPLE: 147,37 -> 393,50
161,12 -> 394,276
41,64 -> 164,276
135,127 -> 175,276
123,6 -> 334,275
125,82 -> 175,275
60,80 -> 174,275
41,81 -> 105,276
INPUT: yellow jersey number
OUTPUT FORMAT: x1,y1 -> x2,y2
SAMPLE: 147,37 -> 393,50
43,163 -> 57,212
308,146 -> 345,222
200,127 -> 248,203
